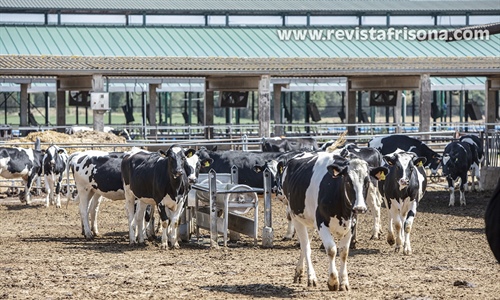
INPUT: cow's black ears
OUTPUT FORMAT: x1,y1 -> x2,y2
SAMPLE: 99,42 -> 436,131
211,146 -> 217,151
202,158 -> 213,168
253,164 -> 265,173
371,167 -> 389,181
383,155 -> 396,166
340,148 -> 349,158
185,148 -> 196,158
413,157 -> 427,168
277,161 -> 285,175
158,149 -> 167,157
327,164 -> 348,178
57,149 -> 65,154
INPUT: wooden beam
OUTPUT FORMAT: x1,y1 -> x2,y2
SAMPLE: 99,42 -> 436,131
346,79 -> 356,135
350,76 -> 420,91
204,79 -> 214,139
92,74 -> 105,132
19,83 -> 29,128
273,84 -> 287,136
56,80 -> 66,132
486,78 -> 497,131
149,84 -> 159,136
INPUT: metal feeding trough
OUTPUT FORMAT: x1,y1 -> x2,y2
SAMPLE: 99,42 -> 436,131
187,166 -> 273,248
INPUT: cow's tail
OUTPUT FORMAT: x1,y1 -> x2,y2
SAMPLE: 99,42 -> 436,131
65,152 -> 81,208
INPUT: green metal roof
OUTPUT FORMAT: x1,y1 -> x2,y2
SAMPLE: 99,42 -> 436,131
1,25 -> 499,58
0,0 -> 499,14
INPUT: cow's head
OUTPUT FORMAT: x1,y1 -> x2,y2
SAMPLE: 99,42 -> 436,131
44,145 -> 67,168
159,145 -> 186,179
253,159 -> 286,202
184,148 -> 213,185
384,152 -> 426,190
428,154 -> 442,176
327,155 -> 388,214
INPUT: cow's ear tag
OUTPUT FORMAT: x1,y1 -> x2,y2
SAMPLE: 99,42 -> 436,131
204,161 -> 211,167
279,165 -> 283,174
417,161 -> 423,167
187,152 -> 193,158
377,171 -> 386,181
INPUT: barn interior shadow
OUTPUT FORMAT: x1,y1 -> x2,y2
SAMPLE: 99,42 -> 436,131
201,283 -> 295,298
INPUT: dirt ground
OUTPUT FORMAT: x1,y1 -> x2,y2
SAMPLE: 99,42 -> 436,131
0,184 -> 498,300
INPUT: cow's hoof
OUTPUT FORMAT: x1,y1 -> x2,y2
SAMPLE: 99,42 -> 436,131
293,272 -> 303,284
387,236 -> 395,246
282,236 -> 293,241
448,203 -> 455,207
403,249 -> 412,255
394,246 -> 401,253
84,234 -> 94,240
339,282 -> 349,291
349,241 -> 357,249
307,278 -> 317,287
159,243 -> 168,250
327,281 -> 339,291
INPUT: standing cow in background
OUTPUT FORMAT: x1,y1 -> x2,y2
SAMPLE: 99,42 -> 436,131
459,134 -> 484,191
442,141 -> 473,206
379,150 -> 427,255
0,138 -> 43,205
369,135 -> 441,175
43,145 -> 68,208
279,151 -> 387,291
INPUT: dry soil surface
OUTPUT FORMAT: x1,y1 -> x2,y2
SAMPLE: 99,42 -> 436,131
0,185 -> 498,300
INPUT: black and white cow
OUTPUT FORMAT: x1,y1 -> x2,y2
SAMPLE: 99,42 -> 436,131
441,141 -> 473,206
68,150 -> 128,239
459,135 -> 484,191
262,137 -> 318,152
379,150 -> 427,255
43,145 -> 68,208
0,139 -> 43,205
369,135 -> 441,175
485,177 -> 500,263
121,145 -> 192,248
279,151 -> 387,291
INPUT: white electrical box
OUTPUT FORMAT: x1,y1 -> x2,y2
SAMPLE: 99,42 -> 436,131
90,92 -> 109,110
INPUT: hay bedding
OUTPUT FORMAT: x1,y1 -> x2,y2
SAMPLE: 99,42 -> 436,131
5,130 -> 127,153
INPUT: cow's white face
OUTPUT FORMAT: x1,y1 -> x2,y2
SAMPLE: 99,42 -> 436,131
345,158 -> 370,213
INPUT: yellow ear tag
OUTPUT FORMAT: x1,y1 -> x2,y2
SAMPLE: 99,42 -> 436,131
417,161 -> 423,167
204,161 -> 211,167
187,152 -> 193,158
377,171 -> 386,181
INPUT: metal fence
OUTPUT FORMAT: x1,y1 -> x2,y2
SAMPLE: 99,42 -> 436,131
485,129 -> 500,168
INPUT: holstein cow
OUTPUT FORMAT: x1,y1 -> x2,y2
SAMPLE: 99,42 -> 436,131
121,145 -> 192,248
267,144 -> 387,247
485,177 -> 500,263
379,150 -> 427,255
441,141 -> 473,206
369,135 -> 441,175
459,135 -> 484,191
43,145 -> 68,208
0,138 -> 43,205
68,150 -> 128,239
279,151 -> 387,291
261,137 -> 319,152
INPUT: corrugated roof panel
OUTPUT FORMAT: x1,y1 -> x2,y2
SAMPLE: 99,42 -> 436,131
1,0 -> 498,13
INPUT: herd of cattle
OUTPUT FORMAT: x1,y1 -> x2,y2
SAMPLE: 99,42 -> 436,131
0,133 -> 498,292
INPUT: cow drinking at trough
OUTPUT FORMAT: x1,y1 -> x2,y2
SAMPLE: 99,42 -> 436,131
279,151 -> 387,291
0,138 -> 43,205
43,145 -> 68,208
121,145 -> 192,248
459,134 -> 484,191
369,135 -> 441,175
379,150 -> 427,255
441,141 -> 473,206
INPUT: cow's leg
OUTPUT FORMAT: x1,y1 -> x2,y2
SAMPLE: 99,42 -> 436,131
165,200 -> 184,249
472,164 -> 483,191
123,185 -> 137,245
23,173 -> 37,205
88,194 -> 103,237
403,200 -> 417,255
44,174 -> 53,208
459,175 -> 467,206
349,214 -> 357,249
158,204 -> 170,249
292,219 -> 317,287
283,209 -> 295,241
386,199 -> 396,247
135,201 -> 149,244
447,177 -> 456,206
54,173 -> 63,208
78,190 -> 94,239
367,185 -> 382,240
389,200 -> 403,252
337,225 -> 352,291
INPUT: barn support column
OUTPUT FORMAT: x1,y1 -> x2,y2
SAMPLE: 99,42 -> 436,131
204,79 -> 214,139
56,80 -> 66,133
485,78 -> 500,131
149,84 -> 159,136
419,74 -> 432,137
258,75 -> 271,138
394,91 -> 402,133
19,84 -> 29,131
346,79 -> 356,135
92,75 -> 105,132
273,84 -> 287,136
